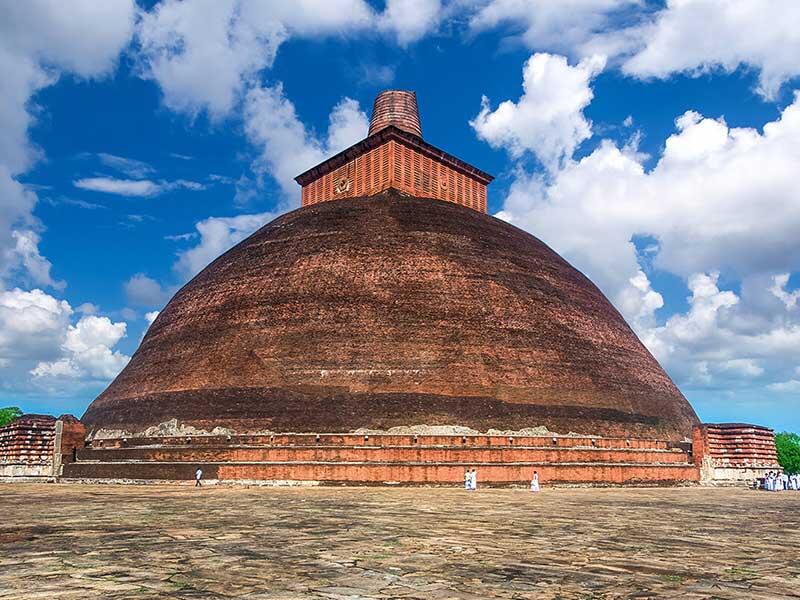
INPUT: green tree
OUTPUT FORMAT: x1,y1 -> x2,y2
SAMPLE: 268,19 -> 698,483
775,432 -> 800,474
0,406 -> 23,428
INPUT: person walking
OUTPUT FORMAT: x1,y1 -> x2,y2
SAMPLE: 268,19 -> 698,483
530,470 -> 540,492
195,467 -> 203,487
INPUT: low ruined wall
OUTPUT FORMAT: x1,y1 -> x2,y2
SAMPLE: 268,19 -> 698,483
0,415 -> 86,479
692,423 -> 780,484
0,415 -> 56,478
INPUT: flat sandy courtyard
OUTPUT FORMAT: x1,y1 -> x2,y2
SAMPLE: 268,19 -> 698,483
1,484 -> 799,599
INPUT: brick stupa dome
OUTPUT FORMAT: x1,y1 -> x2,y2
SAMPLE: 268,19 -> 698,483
83,192 -> 699,441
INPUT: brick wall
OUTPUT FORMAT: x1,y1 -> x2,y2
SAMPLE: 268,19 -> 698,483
301,139 -> 487,212
0,414 -> 86,478
692,423 -> 780,484
0,415 -> 56,477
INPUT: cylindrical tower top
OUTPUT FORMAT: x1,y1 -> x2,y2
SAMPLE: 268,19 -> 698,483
368,90 -> 422,138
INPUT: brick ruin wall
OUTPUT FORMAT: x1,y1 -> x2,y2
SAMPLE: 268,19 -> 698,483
692,424 -> 780,484
0,416 -> 56,477
301,140 -> 487,213
0,415 -> 86,478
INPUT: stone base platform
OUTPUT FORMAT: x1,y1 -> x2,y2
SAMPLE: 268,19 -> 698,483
63,433 -> 699,486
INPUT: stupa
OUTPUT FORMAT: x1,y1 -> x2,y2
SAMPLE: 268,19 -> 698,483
62,90 -> 735,486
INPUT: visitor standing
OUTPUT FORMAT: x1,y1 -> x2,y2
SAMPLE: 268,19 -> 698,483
195,467 -> 203,487
470,468 -> 477,491
530,470 -> 540,492
464,468 -> 470,491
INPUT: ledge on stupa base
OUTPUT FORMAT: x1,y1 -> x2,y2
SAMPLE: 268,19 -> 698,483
61,431 -> 700,487
692,423 -> 781,486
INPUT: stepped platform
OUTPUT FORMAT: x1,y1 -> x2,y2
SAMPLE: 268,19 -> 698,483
63,433 -> 699,486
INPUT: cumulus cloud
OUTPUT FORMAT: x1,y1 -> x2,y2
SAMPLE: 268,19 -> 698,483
469,0 -> 638,56
471,53 -> 606,170
498,92 -> 800,307
0,288 -> 72,364
124,273 -> 170,307
640,273 -> 799,388
486,70 -> 800,396
770,274 -> 800,310
610,0 -> 800,100
31,315 -> 129,380
0,0 -> 136,289
470,0 -> 800,100
136,0 -> 374,118
379,0 -> 443,45
74,177 -> 205,197
243,84 -> 368,196
0,288 -> 129,392
174,211 -> 279,280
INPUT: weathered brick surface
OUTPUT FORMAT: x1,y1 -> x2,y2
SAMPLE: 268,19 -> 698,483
83,192 -> 699,441
692,423 -> 779,483
368,90 -> 422,137
0,415 -> 56,468
301,139 -> 488,212
64,459 -> 698,485
74,445 -> 690,465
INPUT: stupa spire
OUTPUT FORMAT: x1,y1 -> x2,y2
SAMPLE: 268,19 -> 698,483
368,90 -> 422,138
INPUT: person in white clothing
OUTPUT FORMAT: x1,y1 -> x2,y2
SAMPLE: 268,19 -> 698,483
469,468 -> 477,491
195,467 -> 203,487
464,469 -> 470,490
530,470 -> 540,492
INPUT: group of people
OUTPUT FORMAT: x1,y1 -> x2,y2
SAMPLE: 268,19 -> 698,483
761,471 -> 800,491
463,468 -> 540,492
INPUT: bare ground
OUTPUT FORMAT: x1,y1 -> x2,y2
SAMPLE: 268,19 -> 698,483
1,484 -> 799,599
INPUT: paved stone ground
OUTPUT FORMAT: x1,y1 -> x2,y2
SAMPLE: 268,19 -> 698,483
1,484 -> 799,599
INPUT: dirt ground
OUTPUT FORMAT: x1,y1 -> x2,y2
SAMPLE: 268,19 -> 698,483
1,483 -> 799,599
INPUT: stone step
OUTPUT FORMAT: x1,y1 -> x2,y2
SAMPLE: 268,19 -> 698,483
75,445 -> 690,464
90,433 -> 675,450
63,460 -> 699,485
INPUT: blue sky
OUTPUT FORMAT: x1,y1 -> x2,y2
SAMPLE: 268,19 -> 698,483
2,0 -> 800,432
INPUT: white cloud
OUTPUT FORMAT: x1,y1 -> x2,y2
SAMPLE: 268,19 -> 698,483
483,49 -> 800,395
124,273 -> 170,307
769,379 -> 800,393
379,0 -> 443,45
136,0 -> 374,119
470,53 -> 606,171
96,153 -> 155,179
0,288 -> 72,363
32,315 -> 129,380
469,0 -> 800,100
74,177 -> 205,197
612,0 -> 800,100
160,87 -> 367,285
243,84 -> 368,197
770,273 -> 800,310
468,0 -> 638,57
9,230 -> 64,290
0,289 -> 130,387
497,92 -> 800,311
0,1 -> 136,289
174,211 -> 279,280
144,311 -> 159,327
